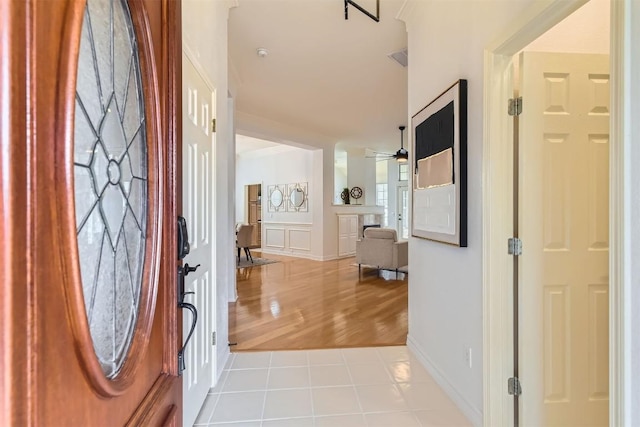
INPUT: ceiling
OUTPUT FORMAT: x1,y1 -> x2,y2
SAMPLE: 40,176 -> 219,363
228,0 -> 408,154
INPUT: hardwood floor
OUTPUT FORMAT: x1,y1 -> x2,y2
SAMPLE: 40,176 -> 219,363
229,253 -> 408,352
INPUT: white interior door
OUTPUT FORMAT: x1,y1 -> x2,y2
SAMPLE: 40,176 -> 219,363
518,52 -> 609,427
397,185 -> 409,239
182,52 -> 216,427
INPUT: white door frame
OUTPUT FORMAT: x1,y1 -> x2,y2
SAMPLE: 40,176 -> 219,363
482,0 -> 631,425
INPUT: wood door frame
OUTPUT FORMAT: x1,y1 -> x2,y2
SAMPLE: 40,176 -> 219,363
482,0 -> 629,425
0,2 -> 32,424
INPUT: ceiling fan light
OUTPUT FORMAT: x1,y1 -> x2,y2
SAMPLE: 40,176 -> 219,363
395,148 -> 408,162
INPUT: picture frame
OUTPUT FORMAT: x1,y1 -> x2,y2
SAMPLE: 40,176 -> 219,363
411,79 -> 467,247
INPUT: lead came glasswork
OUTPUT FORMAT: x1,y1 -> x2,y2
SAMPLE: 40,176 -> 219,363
73,0 -> 147,378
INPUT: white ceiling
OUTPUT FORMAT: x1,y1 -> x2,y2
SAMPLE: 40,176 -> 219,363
236,133 -> 302,156
229,0 -> 408,154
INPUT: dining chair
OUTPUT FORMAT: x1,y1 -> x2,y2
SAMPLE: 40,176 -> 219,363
236,224 -> 254,264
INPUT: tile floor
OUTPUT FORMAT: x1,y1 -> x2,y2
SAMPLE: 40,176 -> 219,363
194,346 -> 472,427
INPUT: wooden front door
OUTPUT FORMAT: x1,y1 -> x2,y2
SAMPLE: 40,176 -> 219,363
0,0 -> 182,425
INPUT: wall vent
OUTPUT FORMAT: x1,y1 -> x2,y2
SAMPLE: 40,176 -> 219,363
388,49 -> 408,67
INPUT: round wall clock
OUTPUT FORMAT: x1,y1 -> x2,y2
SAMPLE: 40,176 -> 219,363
350,186 -> 363,204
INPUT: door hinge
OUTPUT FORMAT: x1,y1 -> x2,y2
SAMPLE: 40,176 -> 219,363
508,97 -> 523,116
212,331 -> 216,346
508,377 -> 522,396
211,118 -> 216,133
508,237 -> 522,256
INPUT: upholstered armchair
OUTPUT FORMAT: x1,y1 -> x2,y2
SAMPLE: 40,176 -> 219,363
236,224 -> 255,264
356,228 -> 408,278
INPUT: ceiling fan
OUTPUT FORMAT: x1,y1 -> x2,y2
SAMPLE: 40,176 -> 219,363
367,126 -> 409,163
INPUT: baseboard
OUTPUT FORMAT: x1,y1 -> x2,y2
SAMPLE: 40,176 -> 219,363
215,347 -> 231,388
407,334 -> 483,427
260,248 -> 325,261
258,249 -> 351,262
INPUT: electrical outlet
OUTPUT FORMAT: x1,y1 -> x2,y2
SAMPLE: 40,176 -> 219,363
465,347 -> 473,368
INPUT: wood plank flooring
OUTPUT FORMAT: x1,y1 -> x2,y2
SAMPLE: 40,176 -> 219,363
229,253 -> 408,352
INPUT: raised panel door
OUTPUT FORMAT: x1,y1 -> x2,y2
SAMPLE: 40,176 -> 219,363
519,52 -> 609,427
182,51 -> 216,427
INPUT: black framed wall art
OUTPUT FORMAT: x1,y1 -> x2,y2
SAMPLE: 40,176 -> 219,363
411,79 -> 467,247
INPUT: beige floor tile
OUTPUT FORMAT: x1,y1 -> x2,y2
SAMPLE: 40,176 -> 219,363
209,422 -> 261,427
222,368 -> 269,392
312,386 -> 361,416
377,345 -> 411,362
209,391 -> 265,423
355,384 -> 408,413
270,350 -> 309,367
263,389 -> 313,419
314,414 -> 367,427
413,409 -> 472,427
348,362 -> 393,385
196,348 -> 471,427
342,347 -> 383,365
397,382 -> 457,410
365,411 -> 421,426
231,352 -> 272,369
307,348 -> 346,366
309,365 -> 352,387
386,360 -> 436,384
268,366 -> 310,389
262,417 -> 314,427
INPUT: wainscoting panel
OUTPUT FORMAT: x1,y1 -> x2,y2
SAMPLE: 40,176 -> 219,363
288,229 -> 311,251
264,227 -> 285,249
262,222 -> 315,259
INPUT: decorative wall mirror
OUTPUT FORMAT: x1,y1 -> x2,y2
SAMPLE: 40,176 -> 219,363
267,184 -> 285,212
287,182 -> 308,212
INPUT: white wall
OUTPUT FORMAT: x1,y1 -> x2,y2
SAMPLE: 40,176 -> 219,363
525,0 -> 609,54
182,0 -> 235,386
400,0 -> 534,424
346,153 -> 376,206
236,145 -> 325,259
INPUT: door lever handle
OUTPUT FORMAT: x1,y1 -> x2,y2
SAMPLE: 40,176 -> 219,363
177,301 -> 198,376
184,263 -> 200,275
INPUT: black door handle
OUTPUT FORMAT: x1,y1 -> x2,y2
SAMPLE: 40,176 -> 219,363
178,300 -> 197,376
177,216 -> 190,260
177,263 -> 198,376
184,263 -> 200,275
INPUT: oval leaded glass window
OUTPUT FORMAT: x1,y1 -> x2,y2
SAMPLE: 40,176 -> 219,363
74,0 -> 147,378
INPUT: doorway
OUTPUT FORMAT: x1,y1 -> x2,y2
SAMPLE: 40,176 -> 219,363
245,183 -> 262,248
483,0 -> 615,425
397,185 -> 409,239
